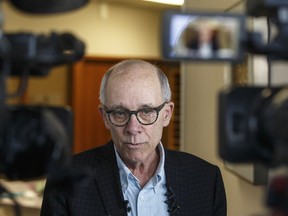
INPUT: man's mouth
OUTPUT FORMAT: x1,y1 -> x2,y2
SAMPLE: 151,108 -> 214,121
125,142 -> 145,147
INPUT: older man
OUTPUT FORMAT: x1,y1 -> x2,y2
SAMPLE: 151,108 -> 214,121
41,59 -> 226,216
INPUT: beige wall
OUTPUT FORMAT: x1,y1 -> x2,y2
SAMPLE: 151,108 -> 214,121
182,0 -> 269,216
181,62 -> 268,216
3,1 -> 163,105
3,1 -> 161,57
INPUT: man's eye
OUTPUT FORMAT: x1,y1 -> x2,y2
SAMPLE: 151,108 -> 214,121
112,110 -> 127,116
140,108 -> 153,115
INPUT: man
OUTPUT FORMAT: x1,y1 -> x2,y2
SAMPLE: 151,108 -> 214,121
41,59 -> 227,216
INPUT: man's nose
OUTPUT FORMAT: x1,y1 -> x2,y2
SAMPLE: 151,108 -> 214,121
125,114 -> 142,134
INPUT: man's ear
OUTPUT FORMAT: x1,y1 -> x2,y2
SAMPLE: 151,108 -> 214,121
99,105 -> 110,129
163,102 -> 174,127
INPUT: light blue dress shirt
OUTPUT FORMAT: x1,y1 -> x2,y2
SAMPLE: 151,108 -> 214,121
115,143 -> 169,216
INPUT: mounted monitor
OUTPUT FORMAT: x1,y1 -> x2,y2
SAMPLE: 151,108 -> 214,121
162,10 -> 246,62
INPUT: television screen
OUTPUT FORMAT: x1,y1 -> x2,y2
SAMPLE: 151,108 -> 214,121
162,11 -> 246,62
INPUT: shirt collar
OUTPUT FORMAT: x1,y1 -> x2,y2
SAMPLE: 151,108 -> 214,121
114,143 -> 166,192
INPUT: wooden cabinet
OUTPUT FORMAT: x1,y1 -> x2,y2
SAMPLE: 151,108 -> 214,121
72,56 -> 180,154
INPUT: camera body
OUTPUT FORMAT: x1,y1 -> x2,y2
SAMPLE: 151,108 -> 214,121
0,105 -> 73,180
0,1 -> 86,181
0,31 -> 85,180
1,32 -> 85,76
219,86 -> 288,166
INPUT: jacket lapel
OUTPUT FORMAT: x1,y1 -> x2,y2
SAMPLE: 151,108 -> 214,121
165,149 -> 183,216
92,141 -> 127,216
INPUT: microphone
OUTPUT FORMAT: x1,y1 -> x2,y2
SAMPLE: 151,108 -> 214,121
120,200 -> 131,215
165,186 -> 180,213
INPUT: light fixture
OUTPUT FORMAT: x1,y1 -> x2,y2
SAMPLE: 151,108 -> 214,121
142,0 -> 184,6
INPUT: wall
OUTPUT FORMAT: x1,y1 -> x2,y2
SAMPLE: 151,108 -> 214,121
181,0 -> 269,216
3,0 -> 163,105
3,1 -> 162,57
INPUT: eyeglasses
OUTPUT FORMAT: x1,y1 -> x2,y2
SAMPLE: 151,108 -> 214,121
104,102 -> 167,127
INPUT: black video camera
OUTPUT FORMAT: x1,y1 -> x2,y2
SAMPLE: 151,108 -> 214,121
0,0 -> 87,181
218,86 -> 288,166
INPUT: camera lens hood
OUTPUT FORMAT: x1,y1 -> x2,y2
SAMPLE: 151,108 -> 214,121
9,0 -> 89,14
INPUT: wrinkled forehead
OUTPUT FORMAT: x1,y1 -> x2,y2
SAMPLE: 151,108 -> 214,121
106,63 -> 162,104
111,62 -> 157,78
109,62 -> 161,86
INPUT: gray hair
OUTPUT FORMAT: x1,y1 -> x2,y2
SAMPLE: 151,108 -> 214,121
99,59 -> 172,105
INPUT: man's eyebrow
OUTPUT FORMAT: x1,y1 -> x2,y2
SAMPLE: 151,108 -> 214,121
139,105 -> 154,108
108,105 -> 127,110
109,104 -> 154,110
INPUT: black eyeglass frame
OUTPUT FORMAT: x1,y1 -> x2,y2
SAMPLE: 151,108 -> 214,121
104,102 -> 167,127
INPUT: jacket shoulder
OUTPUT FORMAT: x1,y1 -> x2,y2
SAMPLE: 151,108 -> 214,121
165,149 -> 219,172
72,141 -> 114,169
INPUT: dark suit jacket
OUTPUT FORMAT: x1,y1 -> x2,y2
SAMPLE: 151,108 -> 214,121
41,141 -> 227,216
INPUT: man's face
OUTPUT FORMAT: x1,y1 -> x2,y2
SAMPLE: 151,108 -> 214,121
199,26 -> 213,43
100,66 -> 174,166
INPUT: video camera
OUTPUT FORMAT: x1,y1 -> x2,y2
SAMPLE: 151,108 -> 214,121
0,0 -> 87,181
162,0 -> 288,214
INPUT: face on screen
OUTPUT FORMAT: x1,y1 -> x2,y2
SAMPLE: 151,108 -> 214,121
162,12 -> 245,62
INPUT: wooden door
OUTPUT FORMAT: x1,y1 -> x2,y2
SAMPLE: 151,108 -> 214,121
72,57 -> 115,153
